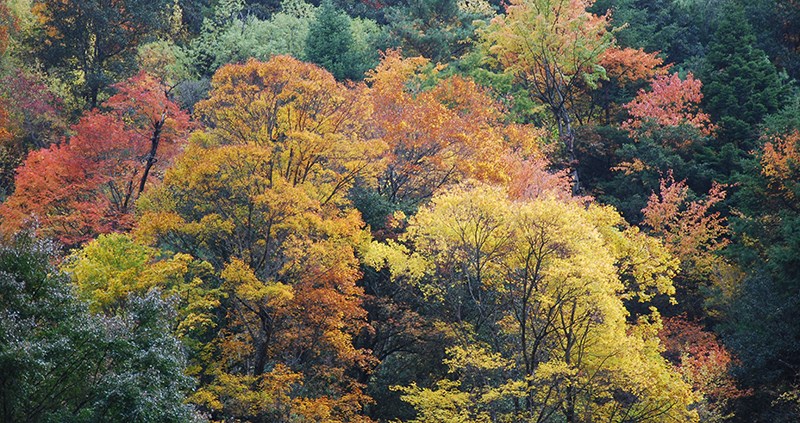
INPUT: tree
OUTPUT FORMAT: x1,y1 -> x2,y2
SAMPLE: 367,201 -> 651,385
0,1 -> 16,61
64,233 -> 220,329
0,231 -> 198,422
0,68 -> 66,201
136,139 -> 373,422
760,130 -> 800,202
659,315 -> 750,422
588,72 -> 717,223
586,46 -> 668,124
641,173 -> 731,315
623,73 -> 714,145
306,0 -> 359,80
367,183 -> 695,422
719,124 -> 800,421
303,0 -> 385,81
642,174 -> 728,279
744,0 -> 800,79
31,0 -> 171,108
0,73 -> 192,246
364,51 -> 543,208
189,0 -> 320,75
591,0 -> 716,66
701,3 -> 785,153
136,56 -> 379,422
482,0 -> 616,192
193,56 -> 379,205
384,0 -> 493,64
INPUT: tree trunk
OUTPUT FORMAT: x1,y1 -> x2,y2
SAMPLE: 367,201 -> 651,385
555,106 -> 581,195
137,114 -> 165,195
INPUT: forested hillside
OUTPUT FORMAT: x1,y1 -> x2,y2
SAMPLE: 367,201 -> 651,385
1,0 -> 798,422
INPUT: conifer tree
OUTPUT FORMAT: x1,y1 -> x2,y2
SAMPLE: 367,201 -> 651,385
305,0 -> 357,80
702,3 -> 784,152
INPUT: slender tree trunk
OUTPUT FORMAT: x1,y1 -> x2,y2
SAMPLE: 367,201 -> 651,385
138,114 -> 165,195
555,106 -> 581,195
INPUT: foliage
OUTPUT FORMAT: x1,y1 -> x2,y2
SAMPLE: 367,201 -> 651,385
591,0 -> 716,66
0,2 -> 17,60
659,315 -> 750,422
192,56 -> 380,204
135,56 -> 380,422
624,73 -> 714,142
0,69 -> 65,199
31,0 -> 171,108
701,2 -> 785,153
720,121 -> 800,421
367,183 -> 694,422
305,0 -> 358,80
384,0 -> 493,63
642,172 -> 728,281
0,231 -> 198,422
364,51 -> 545,209
64,233 -> 220,334
1,1 -> 799,421
481,0 -> 616,191
0,73 -> 192,246
210,1 -> 315,72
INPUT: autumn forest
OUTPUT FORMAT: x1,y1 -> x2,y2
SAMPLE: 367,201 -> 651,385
0,0 -> 799,422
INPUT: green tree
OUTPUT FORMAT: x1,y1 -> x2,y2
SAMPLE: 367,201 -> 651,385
743,0 -> 800,79
31,0 -> 171,109
385,0 -> 493,64
591,0 -> 717,66
190,0 -> 318,75
0,231 -> 197,422
721,127 -> 800,422
305,0 -> 360,80
701,3 -> 785,154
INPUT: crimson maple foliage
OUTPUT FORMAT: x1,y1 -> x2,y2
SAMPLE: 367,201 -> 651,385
0,73 -> 192,246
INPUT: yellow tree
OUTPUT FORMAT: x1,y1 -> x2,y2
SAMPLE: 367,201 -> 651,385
482,0 -> 616,192
63,232 -> 221,348
136,56 -> 377,422
367,183 -> 696,422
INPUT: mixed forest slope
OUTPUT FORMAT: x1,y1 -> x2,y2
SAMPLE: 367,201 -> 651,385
0,0 -> 798,421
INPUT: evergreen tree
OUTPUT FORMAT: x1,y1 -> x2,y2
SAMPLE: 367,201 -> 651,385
702,3 -> 785,152
305,0 -> 357,80
385,0 -> 490,63
722,126 -> 800,422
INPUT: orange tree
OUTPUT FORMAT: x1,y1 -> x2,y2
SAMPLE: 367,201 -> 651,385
364,50 -> 545,208
136,56 -> 378,422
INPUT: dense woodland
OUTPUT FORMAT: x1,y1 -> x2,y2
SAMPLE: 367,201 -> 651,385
0,0 -> 799,421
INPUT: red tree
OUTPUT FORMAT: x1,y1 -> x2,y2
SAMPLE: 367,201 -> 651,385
659,315 -> 750,420
0,73 -> 192,246
624,73 -> 715,147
